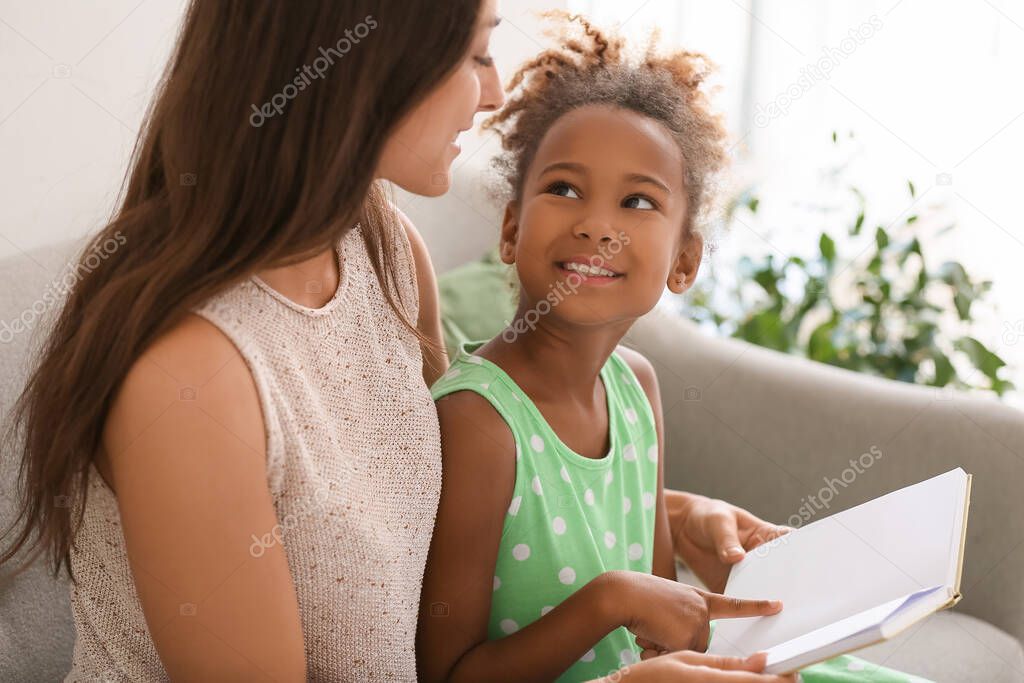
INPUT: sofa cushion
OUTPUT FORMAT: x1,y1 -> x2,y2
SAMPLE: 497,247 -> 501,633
856,611 -> 1024,682
436,246 -> 517,359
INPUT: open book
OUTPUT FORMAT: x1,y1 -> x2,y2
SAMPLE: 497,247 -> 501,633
706,468 -> 971,674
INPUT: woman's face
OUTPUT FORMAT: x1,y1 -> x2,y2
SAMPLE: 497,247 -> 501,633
377,0 -> 504,196
500,104 -> 703,327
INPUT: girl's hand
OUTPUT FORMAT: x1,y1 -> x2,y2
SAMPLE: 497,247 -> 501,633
593,651 -> 799,682
667,491 -> 793,593
603,571 -> 783,654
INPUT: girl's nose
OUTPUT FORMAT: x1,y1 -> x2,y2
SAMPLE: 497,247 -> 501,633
572,215 -> 617,243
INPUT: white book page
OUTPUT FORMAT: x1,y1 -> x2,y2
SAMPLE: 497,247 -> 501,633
707,469 -> 967,656
764,584 -> 949,672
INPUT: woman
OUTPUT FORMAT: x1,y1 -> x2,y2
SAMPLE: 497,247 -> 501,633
0,1 -> 791,680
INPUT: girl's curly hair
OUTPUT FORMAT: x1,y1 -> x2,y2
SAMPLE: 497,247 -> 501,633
482,12 -> 730,238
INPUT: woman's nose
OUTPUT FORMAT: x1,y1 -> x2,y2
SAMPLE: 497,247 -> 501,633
477,65 -> 506,112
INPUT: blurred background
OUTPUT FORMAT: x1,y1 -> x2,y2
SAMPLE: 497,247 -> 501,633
2,0 -> 1021,406
570,0 -> 1024,408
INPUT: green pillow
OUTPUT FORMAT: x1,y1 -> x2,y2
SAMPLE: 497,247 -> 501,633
437,247 -> 518,360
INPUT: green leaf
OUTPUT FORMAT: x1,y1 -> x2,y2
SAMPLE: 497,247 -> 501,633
832,130 -> 838,144
753,266 -> 780,296
954,337 -> 1007,381
875,227 -> 890,250
953,291 -> 971,320
808,319 -> 838,362
939,261 -> 967,286
907,179 -> 916,198
913,264 -> 929,294
819,233 -> 837,264
932,350 -> 955,386
737,309 -> 788,351
853,211 -> 865,235
897,237 -> 923,266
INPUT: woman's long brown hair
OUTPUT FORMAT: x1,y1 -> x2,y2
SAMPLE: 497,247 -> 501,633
0,0 -> 482,582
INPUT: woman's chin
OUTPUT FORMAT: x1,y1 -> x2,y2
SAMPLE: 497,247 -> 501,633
387,169 -> 452,197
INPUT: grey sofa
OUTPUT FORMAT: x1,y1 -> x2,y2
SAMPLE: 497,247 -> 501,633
2,202 -> 1023,680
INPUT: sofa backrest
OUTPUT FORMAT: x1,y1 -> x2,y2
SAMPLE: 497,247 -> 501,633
0,238 -> 87,680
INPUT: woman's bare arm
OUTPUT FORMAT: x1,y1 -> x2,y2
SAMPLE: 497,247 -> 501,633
417,390 -> 628,683
102,315 -> 305,681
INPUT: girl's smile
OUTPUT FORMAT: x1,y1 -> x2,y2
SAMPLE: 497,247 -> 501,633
556,255 -> 625,286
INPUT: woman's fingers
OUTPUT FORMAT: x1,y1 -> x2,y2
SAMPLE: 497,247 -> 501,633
636,636 -> 665,661
702,592 -> 784,619
705,507 -> 746,562
635,636 -> 660,650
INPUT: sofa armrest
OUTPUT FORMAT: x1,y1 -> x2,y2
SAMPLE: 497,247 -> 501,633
624,305 -> 1024,647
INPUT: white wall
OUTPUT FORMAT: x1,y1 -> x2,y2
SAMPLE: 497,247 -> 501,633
0,0 -> 190,261
0,0 -> 564,271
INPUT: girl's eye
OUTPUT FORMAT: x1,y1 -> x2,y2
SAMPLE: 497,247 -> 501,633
475,55 -> 494,67
623,195 -> 657,210
546,182 -> 581,199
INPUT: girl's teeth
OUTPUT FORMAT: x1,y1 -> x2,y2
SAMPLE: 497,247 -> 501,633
564,262 -> 616,277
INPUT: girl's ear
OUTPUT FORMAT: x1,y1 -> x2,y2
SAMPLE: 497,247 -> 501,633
499,201 -> 520,265
667,231 -> 703,294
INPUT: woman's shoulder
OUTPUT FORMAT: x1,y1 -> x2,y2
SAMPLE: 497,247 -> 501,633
122,313 -> 254,401
104,314 -> 264,475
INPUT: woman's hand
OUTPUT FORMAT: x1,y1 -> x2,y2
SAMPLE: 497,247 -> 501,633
667,491 -> 792,593
592,651 -> 799,682
600,571 -> 783,654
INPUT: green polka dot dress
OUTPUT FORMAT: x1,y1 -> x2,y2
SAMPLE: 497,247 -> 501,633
431,341 -> 660,681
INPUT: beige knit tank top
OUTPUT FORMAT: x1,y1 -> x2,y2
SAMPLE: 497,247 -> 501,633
66,218 -> 442,682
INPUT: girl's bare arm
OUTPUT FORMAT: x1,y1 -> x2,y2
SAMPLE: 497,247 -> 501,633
417,390 -> 628,683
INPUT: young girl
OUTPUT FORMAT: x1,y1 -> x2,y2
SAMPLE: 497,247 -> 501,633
418,14 -> 934,683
